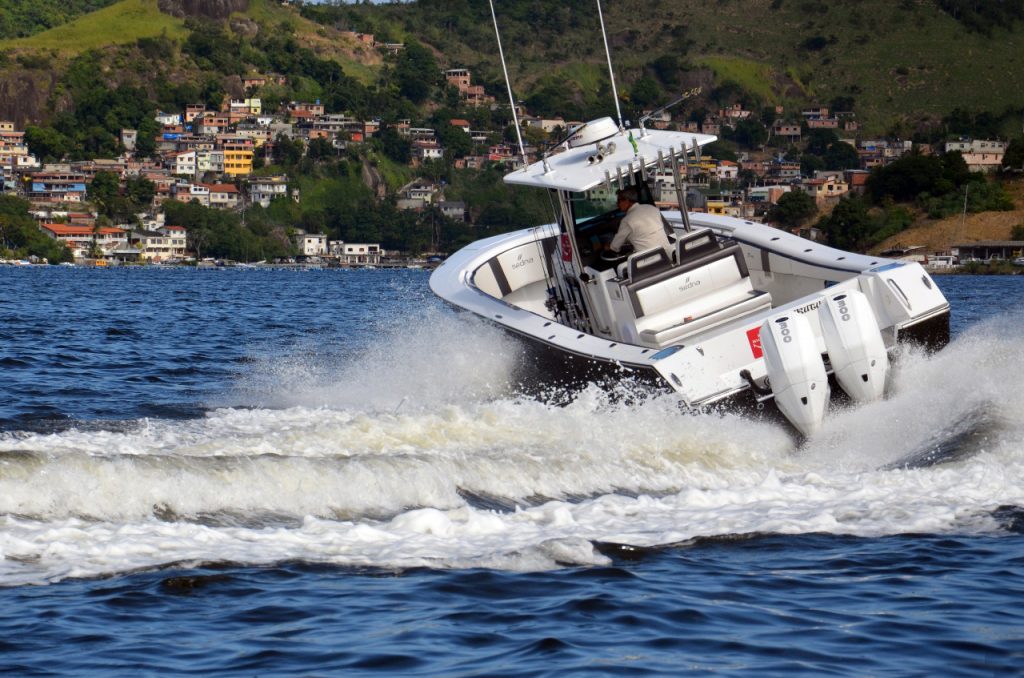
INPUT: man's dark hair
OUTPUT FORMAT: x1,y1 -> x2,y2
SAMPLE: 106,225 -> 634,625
617,186 -> 639,203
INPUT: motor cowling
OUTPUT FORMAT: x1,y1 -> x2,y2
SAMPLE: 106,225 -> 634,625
819,289 -> 889,403
761,313 -> 829,437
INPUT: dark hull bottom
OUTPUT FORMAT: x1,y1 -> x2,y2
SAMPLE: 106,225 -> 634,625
898,309 -> 951,351
498,309 -> 951,436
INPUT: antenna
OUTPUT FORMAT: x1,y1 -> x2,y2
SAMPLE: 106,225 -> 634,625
638,87 -> 702,138
595,0 -> 623,130
488,0 -> 528,169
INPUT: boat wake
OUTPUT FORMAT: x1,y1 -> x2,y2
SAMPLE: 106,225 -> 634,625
1,311 -> 1022,586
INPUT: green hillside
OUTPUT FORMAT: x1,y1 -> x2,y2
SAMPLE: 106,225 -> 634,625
0,0 -> 120,40
1,0 -> 1022,138
332,0 -> 1024,135
1,0 -> 187,52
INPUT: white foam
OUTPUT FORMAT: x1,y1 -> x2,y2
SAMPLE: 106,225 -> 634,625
2,311 -> 1023,586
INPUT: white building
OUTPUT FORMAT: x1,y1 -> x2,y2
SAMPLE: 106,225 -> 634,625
202,183 -> 240,209
173,150 -> 196,176
330,242 -> 382,266
248,175 -> 289,208
293,231 -> 327,256
158,225 -> 188,259
156,111 -> 182,126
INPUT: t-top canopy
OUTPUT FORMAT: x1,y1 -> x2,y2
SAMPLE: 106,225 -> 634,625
504,121 -> 717,193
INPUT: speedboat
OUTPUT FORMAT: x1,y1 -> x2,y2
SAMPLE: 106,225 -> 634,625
429,117 -> 950,436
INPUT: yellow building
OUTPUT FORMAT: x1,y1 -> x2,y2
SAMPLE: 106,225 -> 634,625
223,143 -> 254,176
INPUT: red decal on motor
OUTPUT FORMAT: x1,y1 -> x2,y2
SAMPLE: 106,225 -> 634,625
747,326 -> 763,359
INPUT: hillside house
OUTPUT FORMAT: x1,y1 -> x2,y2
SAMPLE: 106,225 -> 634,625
201,183 -> 240,209
412,141 -> 444,162
523,117 -> 567,134
439,201 -> 466,222
156,111 -> 182,126
946,140 -> 1009,173
802,176 -> 849,204
715,160 -> 739,181
25,171 -> 88,204
844,169 -> 870,195
228,98 -> 262,117
287,101 -> 325,117
443,68 -> 494,106
719,104 -> 751,121
184,105 -> 206,123
121,129 -> 138,152
158,225 -> 188,258
173,150 -> 197,177
40,223 -> 126,258
701,121 -> 721,135
768,161 -> 802,182
222,141 -> 254,176
292,230 -> 328,256
397,180 -> 437,210
195,114 -> 229,136
127,229 -> 181,263
807,117 -> 839,129
248,175 -> 288,207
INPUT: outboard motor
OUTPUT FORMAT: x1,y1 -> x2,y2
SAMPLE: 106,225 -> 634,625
761,313 -> 829,437
819,290 -> 889,403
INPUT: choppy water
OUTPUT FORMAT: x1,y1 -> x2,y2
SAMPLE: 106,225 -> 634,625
1,267 -> 1022,675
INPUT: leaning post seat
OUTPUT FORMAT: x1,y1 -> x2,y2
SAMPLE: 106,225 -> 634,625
625,236 -> 772,347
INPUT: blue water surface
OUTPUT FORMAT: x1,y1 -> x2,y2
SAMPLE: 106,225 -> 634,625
1,268 -> 1022,676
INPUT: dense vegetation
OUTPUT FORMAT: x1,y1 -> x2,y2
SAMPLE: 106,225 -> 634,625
2,0 -> 1023,263
0,0 -> 118,39
936,0 -> 1024,34
0,195 -> 74,263
816,151 -> 1015,251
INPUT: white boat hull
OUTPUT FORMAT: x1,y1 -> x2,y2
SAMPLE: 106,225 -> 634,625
430,211 -> 950,435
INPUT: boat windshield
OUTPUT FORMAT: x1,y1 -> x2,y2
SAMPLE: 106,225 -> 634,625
567,188 -> 619,223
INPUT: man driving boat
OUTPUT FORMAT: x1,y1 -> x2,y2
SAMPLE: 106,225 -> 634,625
608,187 -> 671,256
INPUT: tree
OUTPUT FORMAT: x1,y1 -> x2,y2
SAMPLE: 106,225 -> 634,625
1002,138 -> 1024,173
273,134 -> 305,167
395,40 -> 438,104
307,137 -> 334,161
820,195 -> 874,252
727,118 -> 767,149
88,171 -> 120,217
823,141 -> 860,170
866,152 -> 945,203
767,190 -> 817,228
379,126 -> 412,163
435,122 -> 473,159
651,54 -> 681,87
0,195 -> 72,262
24,125 -> 69,162
805,129 -> 839,156
628,75 -> 661,109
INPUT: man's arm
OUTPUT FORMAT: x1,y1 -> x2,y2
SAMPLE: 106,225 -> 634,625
610,213 -> 632,252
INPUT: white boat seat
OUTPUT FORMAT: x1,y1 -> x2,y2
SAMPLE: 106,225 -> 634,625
626,242 -> 772,347
638,287 -> 772,346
